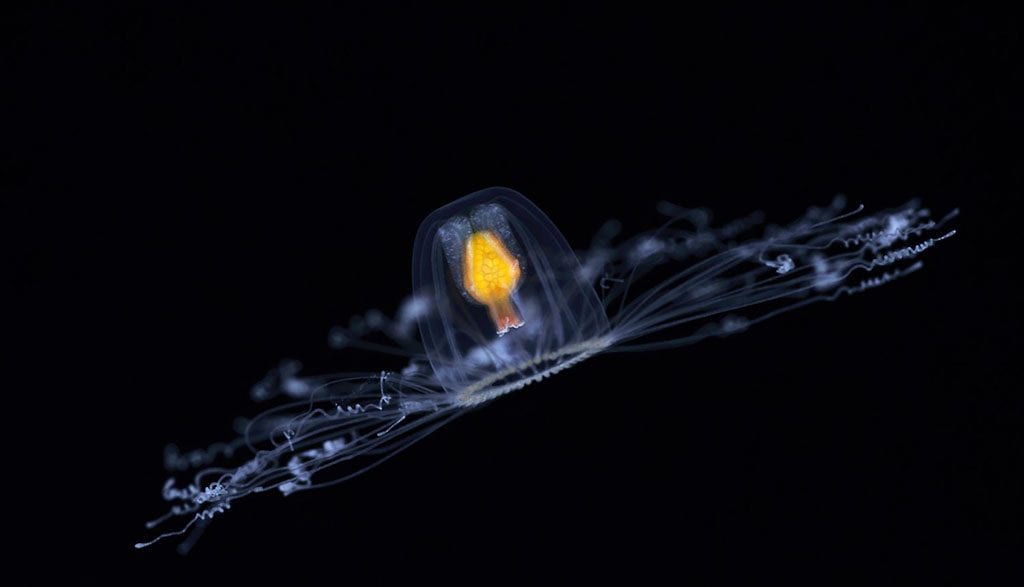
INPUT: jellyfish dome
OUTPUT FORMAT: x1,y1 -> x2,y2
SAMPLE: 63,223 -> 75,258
138,186 -> 956,552
413,189 -> 611,405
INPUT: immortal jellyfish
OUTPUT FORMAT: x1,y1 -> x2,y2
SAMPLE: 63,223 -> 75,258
138,187 -> 956,552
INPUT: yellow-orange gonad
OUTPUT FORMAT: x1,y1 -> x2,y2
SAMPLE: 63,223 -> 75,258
462,230 -> 524,335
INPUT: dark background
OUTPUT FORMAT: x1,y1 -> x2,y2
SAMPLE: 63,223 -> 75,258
7,3 -> 1021,583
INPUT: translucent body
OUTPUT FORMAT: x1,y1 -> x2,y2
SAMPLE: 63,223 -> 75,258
413,189 -> 610,405
138,187 -> 956,552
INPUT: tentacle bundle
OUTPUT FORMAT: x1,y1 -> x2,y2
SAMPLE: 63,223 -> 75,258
137,372 -> 460,552
594,196 -> 957,350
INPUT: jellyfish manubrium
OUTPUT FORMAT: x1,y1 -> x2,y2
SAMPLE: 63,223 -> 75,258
137,187 -> 956,551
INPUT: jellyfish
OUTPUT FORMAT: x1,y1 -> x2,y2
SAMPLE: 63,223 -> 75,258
137,187 -> 956,552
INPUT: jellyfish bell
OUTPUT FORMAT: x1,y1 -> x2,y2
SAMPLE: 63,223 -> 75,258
412,187 -> 611,406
